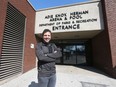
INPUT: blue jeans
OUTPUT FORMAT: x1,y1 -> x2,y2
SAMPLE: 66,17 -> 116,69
38,74 -> 56,87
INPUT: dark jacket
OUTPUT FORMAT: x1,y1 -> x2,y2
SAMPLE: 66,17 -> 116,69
36,42 -> 62,77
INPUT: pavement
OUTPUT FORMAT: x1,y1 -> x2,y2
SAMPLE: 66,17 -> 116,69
0,65 -> 116,87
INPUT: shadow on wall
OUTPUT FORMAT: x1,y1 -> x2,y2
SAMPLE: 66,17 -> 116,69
28,81 -> 38,87
113,66 -> 116,78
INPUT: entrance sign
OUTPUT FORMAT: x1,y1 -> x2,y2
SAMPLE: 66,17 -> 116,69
35,1 -> 104,34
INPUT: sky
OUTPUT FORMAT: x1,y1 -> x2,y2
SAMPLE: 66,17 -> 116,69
28,0 -> 90,11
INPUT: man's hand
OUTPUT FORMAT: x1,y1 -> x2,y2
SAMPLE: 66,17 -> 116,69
44,54 -> 48,56
54,51 -> 57,53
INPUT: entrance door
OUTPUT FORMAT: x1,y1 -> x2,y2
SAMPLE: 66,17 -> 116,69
55,43 -> 86,65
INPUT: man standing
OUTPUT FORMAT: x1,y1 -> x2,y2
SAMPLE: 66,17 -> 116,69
36,29 -> 62,87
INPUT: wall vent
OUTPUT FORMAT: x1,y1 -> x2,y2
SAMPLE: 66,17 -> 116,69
0,3 -> 26,81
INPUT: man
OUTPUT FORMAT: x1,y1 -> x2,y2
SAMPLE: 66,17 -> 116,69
36,29 -> 62,87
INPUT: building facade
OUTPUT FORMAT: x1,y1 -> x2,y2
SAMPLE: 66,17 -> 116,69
0,0 -> 36,84
95,0 -> 116,78
0,0 -> 116,84
34,0 -> 116,78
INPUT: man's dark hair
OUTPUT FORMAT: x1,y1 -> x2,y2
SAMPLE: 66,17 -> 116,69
42,29 -> 51,37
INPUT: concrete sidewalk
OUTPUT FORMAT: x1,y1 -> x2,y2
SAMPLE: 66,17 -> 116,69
0,65 -> 116,87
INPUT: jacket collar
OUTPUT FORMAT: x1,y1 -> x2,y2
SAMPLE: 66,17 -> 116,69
42,42 -> 52,46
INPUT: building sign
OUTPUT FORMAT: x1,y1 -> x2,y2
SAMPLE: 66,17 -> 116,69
35,1 -> 104,34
